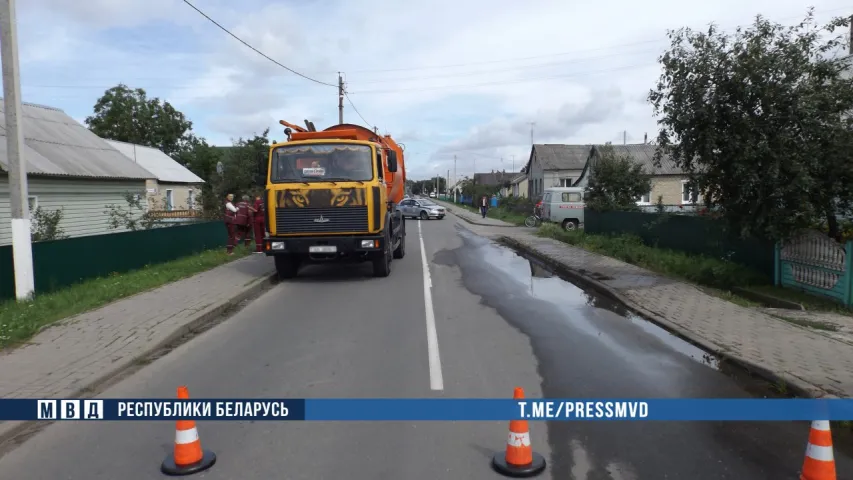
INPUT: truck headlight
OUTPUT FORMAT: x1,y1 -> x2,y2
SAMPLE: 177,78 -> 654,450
361,240 -> 378,248
271,242 -> 285,250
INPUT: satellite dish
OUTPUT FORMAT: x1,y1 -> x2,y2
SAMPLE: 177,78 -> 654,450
216,161 -> 224,175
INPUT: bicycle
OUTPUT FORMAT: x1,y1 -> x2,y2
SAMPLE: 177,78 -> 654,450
524,207 -> 543,228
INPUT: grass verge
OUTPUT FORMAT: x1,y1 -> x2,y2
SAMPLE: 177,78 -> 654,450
0,246 -> 252,350
745,284 -> 853,317
536,223 -> 769,291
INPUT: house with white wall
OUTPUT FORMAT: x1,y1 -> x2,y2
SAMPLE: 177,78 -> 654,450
524,145 -> 593,199
105,139 -> 204,214
0,101 -> 155,246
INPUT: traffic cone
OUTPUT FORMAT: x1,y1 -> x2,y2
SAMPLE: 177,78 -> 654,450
491,387 -> 547,478
800,420 -> 836,480
161,386 -> 217,476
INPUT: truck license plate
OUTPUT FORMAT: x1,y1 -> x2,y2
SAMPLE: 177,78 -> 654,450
309,245 -> 337,253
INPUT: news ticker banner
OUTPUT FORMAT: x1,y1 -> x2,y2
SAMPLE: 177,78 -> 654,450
9,398 -> 853,422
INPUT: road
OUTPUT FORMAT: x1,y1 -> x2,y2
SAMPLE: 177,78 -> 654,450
1,216 -> 851,479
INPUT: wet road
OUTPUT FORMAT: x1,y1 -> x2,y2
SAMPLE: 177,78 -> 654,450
1,216 -> 851,479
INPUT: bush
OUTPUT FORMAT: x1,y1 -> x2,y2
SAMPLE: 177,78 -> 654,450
537,224 -> 768,290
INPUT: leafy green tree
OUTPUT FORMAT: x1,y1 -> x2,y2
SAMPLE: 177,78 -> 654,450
85,84 -> 194,157
649,10 -> 853,241
215,129 -> 271,203
585,144 -> 651,212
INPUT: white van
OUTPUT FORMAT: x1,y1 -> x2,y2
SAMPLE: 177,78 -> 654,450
541,187 -> 585,230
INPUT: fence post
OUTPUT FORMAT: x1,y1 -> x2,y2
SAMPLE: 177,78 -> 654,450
774,241 -> 781,286
845,241 -> 853,307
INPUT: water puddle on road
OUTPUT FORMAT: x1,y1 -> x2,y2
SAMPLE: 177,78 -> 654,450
482,238 -> 721,372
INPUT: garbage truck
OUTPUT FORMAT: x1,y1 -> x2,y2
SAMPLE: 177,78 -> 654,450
257,120 -> 407,279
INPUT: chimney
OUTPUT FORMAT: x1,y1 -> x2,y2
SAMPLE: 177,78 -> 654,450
644,132 -> 648,144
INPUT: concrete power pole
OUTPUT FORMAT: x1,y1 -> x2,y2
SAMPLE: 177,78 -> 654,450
0,0 -> 35,301
453,155 -> 457,202
338,72 -> 344,125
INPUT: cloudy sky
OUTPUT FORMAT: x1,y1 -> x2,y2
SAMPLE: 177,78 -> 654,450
16,0 -> 853,180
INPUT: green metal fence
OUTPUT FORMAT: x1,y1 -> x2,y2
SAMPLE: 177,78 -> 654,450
584,210 -> 775,278
775,230 -> 853,306
0,221 -> 226,301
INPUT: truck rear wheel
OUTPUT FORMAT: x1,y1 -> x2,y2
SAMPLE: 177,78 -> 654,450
393,219 -> 406,259
274,254 -> 300,279
373,230 -> 392,277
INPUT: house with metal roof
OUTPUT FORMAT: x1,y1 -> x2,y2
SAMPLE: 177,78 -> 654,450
523,144 -> 594,199
0,101 -> 155,246
105,140 -> 204,217
574,143 -> 693,211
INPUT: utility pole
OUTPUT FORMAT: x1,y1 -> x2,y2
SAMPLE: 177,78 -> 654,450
1,0 -> 34,301
338,72 -> 344,125
528,122 -> 536,145
511,154 -> 515,172
623,130 -> 627,145
453,155 -> 457,202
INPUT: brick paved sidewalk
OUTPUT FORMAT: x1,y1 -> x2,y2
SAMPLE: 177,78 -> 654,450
0,254 -> 275,439
442,206 -> 853,398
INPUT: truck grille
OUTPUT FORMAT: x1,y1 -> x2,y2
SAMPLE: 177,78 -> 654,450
275,207 -> 369,234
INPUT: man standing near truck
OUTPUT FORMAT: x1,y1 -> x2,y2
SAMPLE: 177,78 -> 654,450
235,195 -> 252,247
250,194 -> 265,253
224,193 -> 238,255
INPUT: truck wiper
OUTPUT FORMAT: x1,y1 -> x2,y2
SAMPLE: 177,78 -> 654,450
320,177 -> 364,185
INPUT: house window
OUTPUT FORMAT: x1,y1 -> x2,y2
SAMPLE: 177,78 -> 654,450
681,180 -> 701,204
637,191 -> 651,204
187,190 -> 195,209
559,178 -> 573,187
27,196 -> 38,212
165,189 -> 174,211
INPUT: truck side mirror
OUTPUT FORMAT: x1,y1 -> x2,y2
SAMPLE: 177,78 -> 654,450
387,150 -> 398,173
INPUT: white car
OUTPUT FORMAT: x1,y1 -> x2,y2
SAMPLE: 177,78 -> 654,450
396,199 -> 445,220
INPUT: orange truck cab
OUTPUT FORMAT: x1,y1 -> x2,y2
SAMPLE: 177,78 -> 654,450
256,120 -> 408,279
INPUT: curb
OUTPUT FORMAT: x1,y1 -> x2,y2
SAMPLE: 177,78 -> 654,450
0,271 -> 279,450
498,236 -> 839,400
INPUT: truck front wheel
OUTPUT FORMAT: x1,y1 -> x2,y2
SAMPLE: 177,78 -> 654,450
373,230 -> 392,277
393,219 -> 406,259
275,254 -> 300,279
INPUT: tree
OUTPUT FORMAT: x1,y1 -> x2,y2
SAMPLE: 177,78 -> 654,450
649,10 -> 853,241
104,191 -> 168,231
31,207 -> 68,242
85,84 -> 194,158
215,129 -> 271,203
585,144 -> 652,212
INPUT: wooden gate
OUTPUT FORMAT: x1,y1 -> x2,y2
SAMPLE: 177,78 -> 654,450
774,230 -> 853,306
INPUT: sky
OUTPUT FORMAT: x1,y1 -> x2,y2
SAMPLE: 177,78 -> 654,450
15,0 -> 853,181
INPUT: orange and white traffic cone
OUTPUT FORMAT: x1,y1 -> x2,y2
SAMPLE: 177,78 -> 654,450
800,420 -> 836,480
491,387 -> 547,478
161,386 -> 217,476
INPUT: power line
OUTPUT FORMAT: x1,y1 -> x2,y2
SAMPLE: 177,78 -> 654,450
344,91 -> 372,128
180,0 -> 337,87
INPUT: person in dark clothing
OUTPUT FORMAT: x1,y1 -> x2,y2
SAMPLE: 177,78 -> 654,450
249,194 -> 266,253
234,195 -> 252,247
480,195 -> 489,218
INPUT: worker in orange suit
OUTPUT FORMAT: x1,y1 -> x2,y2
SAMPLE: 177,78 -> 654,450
224,193 -> 238,255
235,195 -> 252,247
250,194 -> 265,253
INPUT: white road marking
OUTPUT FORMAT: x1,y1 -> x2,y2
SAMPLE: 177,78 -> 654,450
418,220 -> 444,390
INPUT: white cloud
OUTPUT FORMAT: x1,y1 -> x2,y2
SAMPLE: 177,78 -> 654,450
16,0 -> 853,179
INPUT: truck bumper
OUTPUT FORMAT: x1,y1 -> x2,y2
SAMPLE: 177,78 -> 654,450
263,234 -> 386,260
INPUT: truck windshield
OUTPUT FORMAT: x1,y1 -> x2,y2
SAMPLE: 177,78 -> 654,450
271,144 -> 374,182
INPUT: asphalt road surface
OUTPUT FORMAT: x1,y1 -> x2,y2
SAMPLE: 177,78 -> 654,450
1,216 -> 851,479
